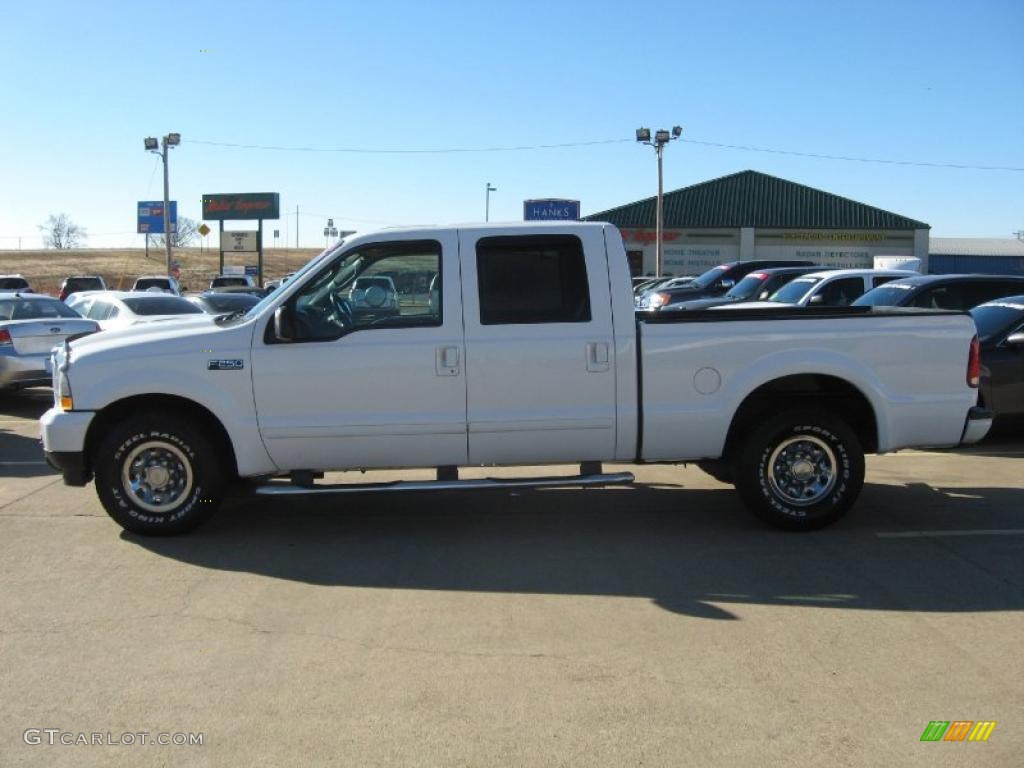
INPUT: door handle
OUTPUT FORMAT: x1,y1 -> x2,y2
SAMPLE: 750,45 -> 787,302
586,342 -> 610,372
436,346 -> 460,376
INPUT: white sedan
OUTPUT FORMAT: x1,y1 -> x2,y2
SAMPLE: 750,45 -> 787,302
714,269 -> 918,310
65,291 -> 205,331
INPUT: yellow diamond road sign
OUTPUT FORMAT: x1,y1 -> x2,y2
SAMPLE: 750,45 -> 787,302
198,223 -> 211,237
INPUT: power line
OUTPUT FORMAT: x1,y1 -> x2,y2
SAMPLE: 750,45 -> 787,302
185,135 -> 1024,172
679,138 -> 1024,173
186,138 -> 632,154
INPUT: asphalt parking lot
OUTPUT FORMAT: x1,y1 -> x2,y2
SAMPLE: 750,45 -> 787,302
1,389 -> 1021,767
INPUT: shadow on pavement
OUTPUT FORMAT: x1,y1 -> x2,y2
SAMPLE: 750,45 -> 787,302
0,388 -> 52,420
129,480 -> 1024,620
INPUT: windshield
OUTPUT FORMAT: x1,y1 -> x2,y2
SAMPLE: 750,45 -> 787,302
769,276 -> 820,303
725,274 -> 769,300
0,298 -> 80,319
690,265 -> 731,290
65,278 -> 103,291
123,297 -> 204,316
852,282 -> 917,306
970,302 -> 1024,341
239,241 -> 349,321
0,277 -> 30,290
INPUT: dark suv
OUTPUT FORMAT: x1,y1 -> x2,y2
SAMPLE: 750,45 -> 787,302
854,274 -> 1024,311
58,275 -> 106,301
636,260 -> 816,310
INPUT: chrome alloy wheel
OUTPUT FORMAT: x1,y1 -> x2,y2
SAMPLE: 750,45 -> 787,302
120,440 -> 194,514
766,435 -> 837,506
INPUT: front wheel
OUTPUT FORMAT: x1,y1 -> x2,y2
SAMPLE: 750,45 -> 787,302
733,409 -> 864,531
93,412 -> 225,535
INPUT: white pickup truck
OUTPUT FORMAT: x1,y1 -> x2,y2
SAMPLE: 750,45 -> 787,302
40,222 -> 991,535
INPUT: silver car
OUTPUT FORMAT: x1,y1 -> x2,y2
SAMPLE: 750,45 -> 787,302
0,294 -> 98,390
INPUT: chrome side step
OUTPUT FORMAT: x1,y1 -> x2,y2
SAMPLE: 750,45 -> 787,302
253,472 -> 635,497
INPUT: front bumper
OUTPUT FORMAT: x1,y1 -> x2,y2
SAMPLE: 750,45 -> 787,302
960,406 -> 993,445
40,407 -> 95,484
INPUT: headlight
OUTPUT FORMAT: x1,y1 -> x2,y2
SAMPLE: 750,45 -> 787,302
647,292 -> 670,310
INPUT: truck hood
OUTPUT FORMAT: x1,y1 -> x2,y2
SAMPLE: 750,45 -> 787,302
69,315 -> 250,362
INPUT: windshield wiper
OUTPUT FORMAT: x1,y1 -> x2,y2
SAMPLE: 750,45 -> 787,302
214,310 -> 249,324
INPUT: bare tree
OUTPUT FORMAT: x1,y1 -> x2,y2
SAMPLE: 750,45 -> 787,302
39,213 -> 87,249
152,216 -> 199,248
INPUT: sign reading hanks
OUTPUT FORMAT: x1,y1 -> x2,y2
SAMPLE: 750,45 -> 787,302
202,193 -> 280,221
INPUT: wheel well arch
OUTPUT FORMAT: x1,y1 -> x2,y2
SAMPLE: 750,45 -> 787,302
723,374 -> 879,459
84,394 -> 239,479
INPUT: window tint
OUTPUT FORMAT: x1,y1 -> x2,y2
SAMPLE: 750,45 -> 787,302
66,277 -> 103,291
122,297 -> 204,316
286,239 -> 442,342
476,235 -> 590,325
911,285 -> 967,311
0,299 -> 79,320
872,275 -> 901,288
966,281 -> 1024,308
134,278 -> 170,290
816,277 -> 865,306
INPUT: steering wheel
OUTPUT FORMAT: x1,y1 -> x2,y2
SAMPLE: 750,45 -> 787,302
331,291 -> 354,328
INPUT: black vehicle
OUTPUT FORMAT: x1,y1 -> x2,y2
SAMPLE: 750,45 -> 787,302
187,291 -> 263,315
854,274 -> 1024,310
662,266 -> 823,310
636,260 -> 815,310
58,275 -> 106,301
969,296 -> 1024,426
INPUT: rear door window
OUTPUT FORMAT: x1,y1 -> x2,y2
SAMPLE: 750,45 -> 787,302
476,235 -> 591,325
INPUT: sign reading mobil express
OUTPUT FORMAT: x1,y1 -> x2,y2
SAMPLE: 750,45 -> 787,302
202,193 -> 280,221
523,199 -> 581,221
137,201 -> 177,234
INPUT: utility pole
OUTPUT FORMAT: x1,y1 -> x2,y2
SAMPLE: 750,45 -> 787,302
635,126 -> 682,277
485,183 -> 497,222
143,132 -> 180,275
296,205 -> 300,248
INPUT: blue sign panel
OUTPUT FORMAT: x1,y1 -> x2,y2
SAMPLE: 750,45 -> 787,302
244,265 -> 259,277
523,199 -> 581,221
137,201 -> 178,234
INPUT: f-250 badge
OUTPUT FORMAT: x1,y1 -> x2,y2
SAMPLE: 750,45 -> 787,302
207,359 -> 244,371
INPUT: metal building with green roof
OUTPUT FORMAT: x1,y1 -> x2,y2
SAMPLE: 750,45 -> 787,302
584,170 -> 930,276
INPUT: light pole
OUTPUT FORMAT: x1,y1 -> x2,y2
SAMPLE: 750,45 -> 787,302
636,126 -> 682,277
485,183 -> 497,222
144,132 -> 180,275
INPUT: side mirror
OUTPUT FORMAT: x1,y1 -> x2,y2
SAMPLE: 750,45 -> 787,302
274,305 -> 295,341
1005,332 -> 1024,348
808,294 -> 825,306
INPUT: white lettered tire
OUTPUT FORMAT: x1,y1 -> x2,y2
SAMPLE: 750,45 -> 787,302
733,409 -> 864,530
94,412 -> 224,535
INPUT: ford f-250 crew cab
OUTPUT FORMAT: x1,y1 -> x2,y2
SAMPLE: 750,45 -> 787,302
40,222 -> 991,535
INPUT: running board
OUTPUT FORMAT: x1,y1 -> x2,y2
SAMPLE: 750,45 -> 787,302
253,472 -> 635,496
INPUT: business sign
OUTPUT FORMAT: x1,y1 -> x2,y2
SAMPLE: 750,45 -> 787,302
222,265 -> 246,276
223,231 -> 258,252
244,265 -> 258,277
523,199 -> 581,221
137,201 -> 177,234
202,193 -> 280,221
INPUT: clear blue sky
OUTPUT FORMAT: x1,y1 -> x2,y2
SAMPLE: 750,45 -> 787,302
1,0 -> 1022,249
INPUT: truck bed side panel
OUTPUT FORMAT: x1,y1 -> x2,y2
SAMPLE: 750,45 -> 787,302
638,312 -> 978,460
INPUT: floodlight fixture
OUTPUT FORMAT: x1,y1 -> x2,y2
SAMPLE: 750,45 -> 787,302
144,137 -> 159,151
672,125 -> 682,138
166,133 -> 181,146
635,127 -> 651,143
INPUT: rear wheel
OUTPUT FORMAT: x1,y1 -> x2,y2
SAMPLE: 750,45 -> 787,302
93,411 -> 224,535
732,409 -> 864,530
